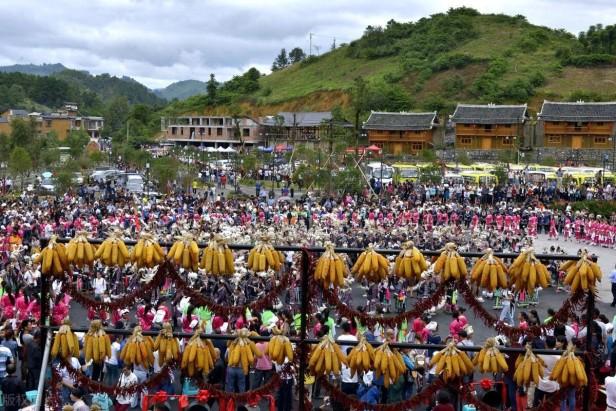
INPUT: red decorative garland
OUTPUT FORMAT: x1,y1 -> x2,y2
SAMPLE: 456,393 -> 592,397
458,280 -> 585,340
320,374 -> 446,411
192,373 -> 281,403
319,278 -> 449,327
167,267 -> 293,317
54,357 -> 174,396
62,262 -> 168,311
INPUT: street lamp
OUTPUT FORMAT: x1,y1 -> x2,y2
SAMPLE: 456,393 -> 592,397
602,153 -> 609,185
145,162 -> 150,198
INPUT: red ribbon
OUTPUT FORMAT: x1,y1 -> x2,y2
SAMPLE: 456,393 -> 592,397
196,389 -> 211,403
152,390 -> 169,404
247,393 -> 260,407
178,395 -> 189,410
262,394 -> 276,411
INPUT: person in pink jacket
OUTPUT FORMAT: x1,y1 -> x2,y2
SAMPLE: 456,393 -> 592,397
14,292 -> 30,321
51,294 -> 69,325
0,288 -> 16,319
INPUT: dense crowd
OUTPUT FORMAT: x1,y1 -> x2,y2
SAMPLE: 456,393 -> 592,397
2,172 -> 616,410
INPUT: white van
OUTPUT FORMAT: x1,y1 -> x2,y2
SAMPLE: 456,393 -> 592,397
125,175 -> 144,193
364,162 -> 394,184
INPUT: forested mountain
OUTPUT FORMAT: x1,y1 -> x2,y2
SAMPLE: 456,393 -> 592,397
154,80 -> 208,100
0,63 -> 68,76
0,69 -> 164,114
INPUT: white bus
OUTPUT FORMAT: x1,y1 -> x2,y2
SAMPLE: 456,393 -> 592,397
364,162 -> 394,184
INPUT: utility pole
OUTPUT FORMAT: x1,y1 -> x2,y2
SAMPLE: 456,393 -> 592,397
309,33 -> 313,57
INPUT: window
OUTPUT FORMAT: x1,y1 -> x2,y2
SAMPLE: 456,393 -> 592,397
217,128 -> 223,137
594,136 -> 608,145
46,120 -> 52,127
243,128 -> 250,137
597,122 -> 605,126
502,137 -> 513,146
484,125 -> 492,130
208,128 -> 212,136
459,137 -> 472,146
171,127 -> 177,135
411,142 -> 423,151
547,135 -> 561,144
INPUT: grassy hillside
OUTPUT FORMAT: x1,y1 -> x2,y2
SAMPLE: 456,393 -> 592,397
174,7 -> 616,117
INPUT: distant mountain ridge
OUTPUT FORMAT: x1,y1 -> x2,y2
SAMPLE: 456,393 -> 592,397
0,63 -> 68,76
155,79 -> 207,100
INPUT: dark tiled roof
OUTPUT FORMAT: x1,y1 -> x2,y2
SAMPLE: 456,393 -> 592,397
364,111 -> 437,130
451,104 -> 528,125
262,112 -> 333,127
9,109 -> 28,117
538,100 -> 616,122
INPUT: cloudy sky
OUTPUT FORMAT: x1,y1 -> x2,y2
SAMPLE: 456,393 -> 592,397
0,0 -> 614,89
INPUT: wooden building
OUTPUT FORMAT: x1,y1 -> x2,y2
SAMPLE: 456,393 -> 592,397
537,101 -> 616,149
451,104 -> 528,150
363,111 -> 438,155
161,115 -> 261,147
260,111 -> 351,145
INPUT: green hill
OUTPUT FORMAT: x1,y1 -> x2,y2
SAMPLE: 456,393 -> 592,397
0,63 -> 68,76
155,79 -> 207,101
173,7 -> 616,117
52,69 -> 164,106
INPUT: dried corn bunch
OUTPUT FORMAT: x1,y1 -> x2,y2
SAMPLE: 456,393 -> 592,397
33,235 -> 68,277
247,235 -> 283,272
509,247 -> 549,293
474,337 -> 509,373
120,326 -> 155,368
560,250 -> 602,293
200,234 -> 235,275
513,344 -> 546,386
84,320 -> 111,364
308,335 -> 347,376
94,231 -> 130,267
227,328 -> 263,375
431,341 -> 474,381
131,232 -> 165,268
351,245 -> 389,282
167,232 -> 200,271
470,248 -> 508,291
314,242 -> 347,288
394,241 -> 428,281
433,242 -> 467,281
51,320 -> 80,360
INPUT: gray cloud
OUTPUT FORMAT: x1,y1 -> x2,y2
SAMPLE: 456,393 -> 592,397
0,0 -> 614,88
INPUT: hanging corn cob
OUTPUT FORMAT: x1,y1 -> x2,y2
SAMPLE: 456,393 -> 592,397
470,248 -> 508,291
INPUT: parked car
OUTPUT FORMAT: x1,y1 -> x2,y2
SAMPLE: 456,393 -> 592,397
125,174 -> 144,193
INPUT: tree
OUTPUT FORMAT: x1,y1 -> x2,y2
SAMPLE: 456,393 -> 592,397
8,147 -> 32,188
66,129 -> 90,158
152,157 -> 179,193
272,49 -> 289,71
350,77 -> 369,156
103,96 -> 129,140
230,105 -> 245,153
0,133 -> 11,163
289,47 -> 306,64
10,118 -> 36,148
206,74 -> 218,102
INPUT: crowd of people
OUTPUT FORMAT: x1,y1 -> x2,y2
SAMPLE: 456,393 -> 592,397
1,166 -> 616,410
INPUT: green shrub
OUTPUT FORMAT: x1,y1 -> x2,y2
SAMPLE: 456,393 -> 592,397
430,53 -> 476,72
564,54 -> 616,67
